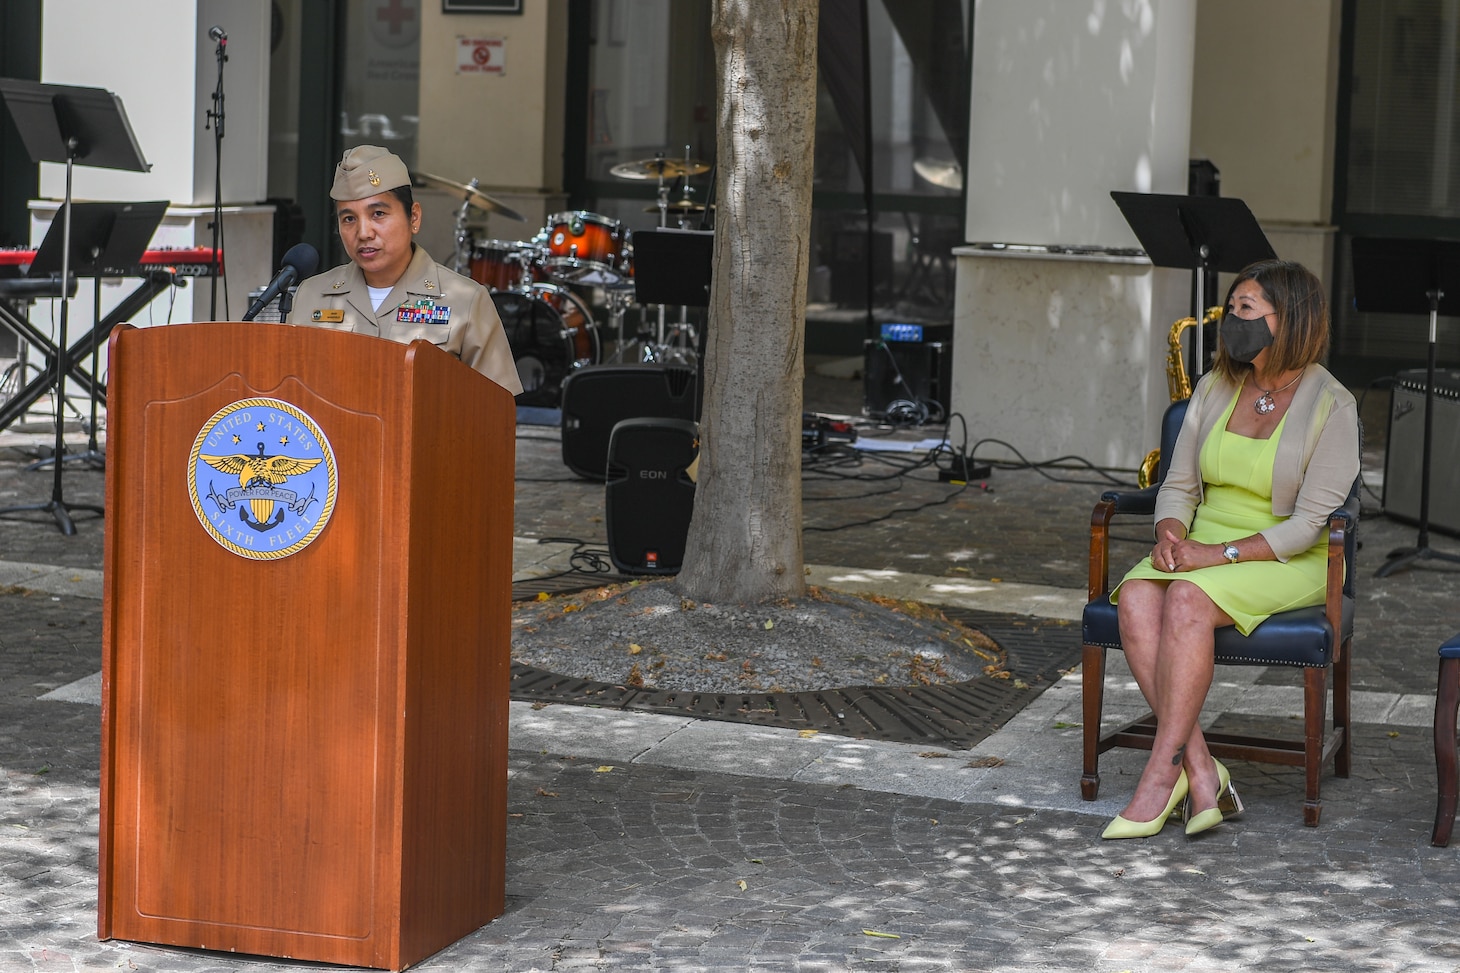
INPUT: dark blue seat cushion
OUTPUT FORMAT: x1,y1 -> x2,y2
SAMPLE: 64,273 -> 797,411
1082,594 -> 1353,668
1440,633 -> 1460,660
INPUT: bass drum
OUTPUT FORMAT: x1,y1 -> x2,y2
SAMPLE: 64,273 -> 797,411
492,283 -> 600,406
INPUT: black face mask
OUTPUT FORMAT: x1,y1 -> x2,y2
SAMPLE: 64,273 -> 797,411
1220,313 -> 1274,363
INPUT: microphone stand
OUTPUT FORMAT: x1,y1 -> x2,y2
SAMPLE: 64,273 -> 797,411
206,29 -> 227,320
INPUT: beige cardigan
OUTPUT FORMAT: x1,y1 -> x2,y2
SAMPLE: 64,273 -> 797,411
1154,363 -> 1359,561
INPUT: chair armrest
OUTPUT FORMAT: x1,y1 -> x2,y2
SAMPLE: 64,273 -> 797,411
1098,484 -> 1160,516
1330,490 -> 1360,534
1324,485 -> 1362,648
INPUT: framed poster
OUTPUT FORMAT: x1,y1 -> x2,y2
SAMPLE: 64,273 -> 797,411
443,0 -> 521,12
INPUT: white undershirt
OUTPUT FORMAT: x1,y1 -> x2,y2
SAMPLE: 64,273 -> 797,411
367,285 -> 393,312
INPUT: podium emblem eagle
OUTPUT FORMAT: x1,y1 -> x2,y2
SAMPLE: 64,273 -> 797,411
187,397 -> 339,560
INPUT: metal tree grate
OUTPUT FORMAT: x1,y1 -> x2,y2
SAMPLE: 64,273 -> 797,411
508,590 -> 1080,750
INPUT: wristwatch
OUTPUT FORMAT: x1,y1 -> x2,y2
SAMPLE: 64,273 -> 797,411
1222,543 -> 1240,563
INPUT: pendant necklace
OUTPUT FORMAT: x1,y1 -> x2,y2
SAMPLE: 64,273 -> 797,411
1253,371 -> 1302,415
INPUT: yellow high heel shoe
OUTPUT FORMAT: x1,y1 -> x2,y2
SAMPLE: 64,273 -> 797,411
1101,769 -> 1189,840
1184,758 -> 1244,836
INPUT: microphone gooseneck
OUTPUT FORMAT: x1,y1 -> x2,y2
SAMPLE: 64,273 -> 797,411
242,243 -> 320,322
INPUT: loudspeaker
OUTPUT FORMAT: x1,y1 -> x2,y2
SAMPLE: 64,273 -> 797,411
560,364 -> 698,480
605,418 -> 699,575
1384,367 -> 1460,535
863,335 -> 952,421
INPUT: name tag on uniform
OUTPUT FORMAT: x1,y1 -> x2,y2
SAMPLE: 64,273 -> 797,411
397,299 -> 451,325
311,309 -> 345,323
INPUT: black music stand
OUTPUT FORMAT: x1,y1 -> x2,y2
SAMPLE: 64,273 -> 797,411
27,200 -> 167,469
631,228 -> 713,365
1111,192 -> 1275,381
0,79 -> 150,535
1352,236 -> 1460,577
631,228 -> 713,308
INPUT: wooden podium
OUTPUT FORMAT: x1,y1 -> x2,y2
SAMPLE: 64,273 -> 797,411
98,322 -> 515,970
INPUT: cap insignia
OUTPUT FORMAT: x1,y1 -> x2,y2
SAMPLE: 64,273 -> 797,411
368,169 -> 381,187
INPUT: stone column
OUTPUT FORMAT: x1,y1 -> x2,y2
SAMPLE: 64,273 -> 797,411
950,0 -> 1197,471
35,0 -> 274,325
413,0 -> 569,253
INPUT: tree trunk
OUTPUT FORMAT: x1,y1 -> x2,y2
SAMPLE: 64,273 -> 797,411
674,0 -> 818,604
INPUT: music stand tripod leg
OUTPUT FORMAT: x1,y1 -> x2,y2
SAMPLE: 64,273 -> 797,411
0,148 -> 103,534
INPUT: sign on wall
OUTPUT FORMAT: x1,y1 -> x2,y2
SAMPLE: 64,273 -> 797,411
457,37 -> 506,75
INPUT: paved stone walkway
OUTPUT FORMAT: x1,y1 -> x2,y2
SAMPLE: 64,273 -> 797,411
3,366 -> 1460,970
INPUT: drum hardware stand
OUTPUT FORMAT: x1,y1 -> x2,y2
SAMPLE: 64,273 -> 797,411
603,284 -> 637,363
450,180 -> 479,275
0,80 -> 151,533
1351,237 -> 1460,577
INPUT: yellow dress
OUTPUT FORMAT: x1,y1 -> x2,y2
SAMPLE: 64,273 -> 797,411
1112,387 -> 1328,636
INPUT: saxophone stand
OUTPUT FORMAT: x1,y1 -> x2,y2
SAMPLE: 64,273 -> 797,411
1352,237 -> 1460,577
0,79 -> 152,534
1111,191 -> 1275,382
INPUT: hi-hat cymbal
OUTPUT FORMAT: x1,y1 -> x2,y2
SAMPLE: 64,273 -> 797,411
411,170 -> 526,221
645,199 -> 709,214
611,157 -> 711,180
913,157 -> 963,191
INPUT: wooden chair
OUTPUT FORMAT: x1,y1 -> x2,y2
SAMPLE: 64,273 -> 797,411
1080,398 -> 1360,826
1431,633 -> 1460,846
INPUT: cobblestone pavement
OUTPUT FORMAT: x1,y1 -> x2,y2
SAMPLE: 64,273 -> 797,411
3,366 -> 1460,971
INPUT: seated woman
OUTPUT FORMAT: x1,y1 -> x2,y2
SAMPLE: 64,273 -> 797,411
1102,259 -> 1359,839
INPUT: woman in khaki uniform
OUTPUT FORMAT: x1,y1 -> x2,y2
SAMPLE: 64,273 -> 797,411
286,144 -> 523,396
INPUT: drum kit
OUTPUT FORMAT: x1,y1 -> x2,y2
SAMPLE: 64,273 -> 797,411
413,149 -> 713,405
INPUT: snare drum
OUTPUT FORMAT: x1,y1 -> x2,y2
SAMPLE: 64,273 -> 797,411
469,240 -> 544,291
543,211 -> 628,286
492,282 -> 601,403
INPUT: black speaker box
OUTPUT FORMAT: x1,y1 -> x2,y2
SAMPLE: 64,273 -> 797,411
863,337 -> 952,420
1384,367 -> 1460,535
605,418 -> 699,575
560,364 -> 699,480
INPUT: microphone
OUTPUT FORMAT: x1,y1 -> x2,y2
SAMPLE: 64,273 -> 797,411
208,25 -> 227,42
242,243 -> 319,322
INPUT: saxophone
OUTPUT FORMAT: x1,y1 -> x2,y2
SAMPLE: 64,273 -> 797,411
1137,306 -> 1224,488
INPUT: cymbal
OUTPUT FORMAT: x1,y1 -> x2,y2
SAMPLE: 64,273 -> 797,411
645,199 -> 709,214
913,157 -> 962,191
610,157 -> 711,180
410,170 -> 526,221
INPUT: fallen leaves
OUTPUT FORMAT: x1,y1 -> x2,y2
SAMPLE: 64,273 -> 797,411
535,787 -> 558,798
861,929 -> 901,939
965,756 -> 1005,768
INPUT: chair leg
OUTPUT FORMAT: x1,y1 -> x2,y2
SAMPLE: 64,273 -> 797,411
1080,643 -> 1106,801
1302,666 -> 1326,827
1432,658 -> 1459,847
1333,637 -> 1352,778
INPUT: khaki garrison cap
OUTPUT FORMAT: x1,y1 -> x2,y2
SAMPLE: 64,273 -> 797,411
331,145 -> 411,200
